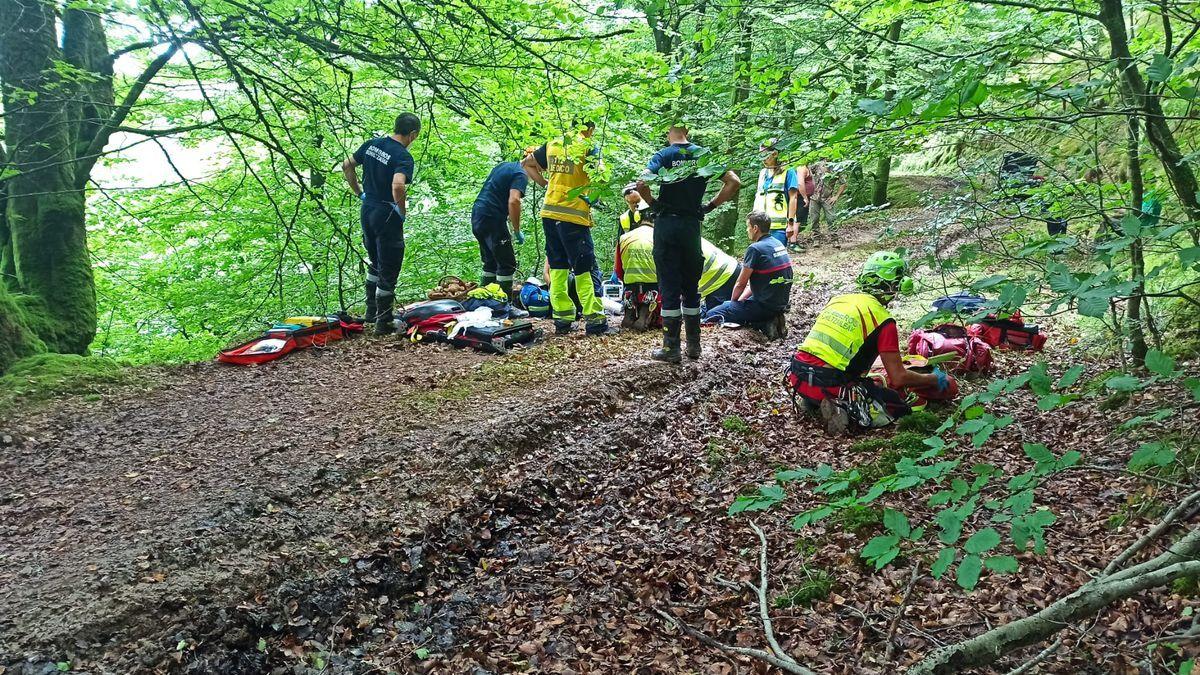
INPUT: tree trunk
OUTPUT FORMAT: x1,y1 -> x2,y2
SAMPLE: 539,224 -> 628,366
871,20 -> 903,207
0,140 -> 15,291
711,3 -> 752,251
0,0 -> 98,355
1098,0 -> 1200,243
1126,115 -> 1149,367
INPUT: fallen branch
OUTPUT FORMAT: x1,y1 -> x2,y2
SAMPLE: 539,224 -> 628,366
908,558 -> 1200,674
653,522 -> 816,675
748,521 -> 801,667
1103,489 -> 1200,576
652,607 -> 816,675
884,562 -> 922,666
1003,638 -> 1062,675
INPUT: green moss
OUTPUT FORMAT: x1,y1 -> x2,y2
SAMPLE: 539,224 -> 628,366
721,414 -> 752,435
831,505 -> 883,534
773,566 -> 835,609
0,287 -> 47,374
889,431 -> 929,454
1099,391 -> 1131,411
0,353 -> 127,410
897,411 -> 943,434
1173,574 -> 1200,597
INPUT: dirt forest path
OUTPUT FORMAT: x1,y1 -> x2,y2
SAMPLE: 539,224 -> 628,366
0,221 -> 876,674
1,211 -> 1174,674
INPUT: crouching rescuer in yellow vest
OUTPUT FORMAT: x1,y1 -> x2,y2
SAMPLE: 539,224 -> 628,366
522,122 -> 611,336
614,217 -> 741,331
786,251 -> 958,434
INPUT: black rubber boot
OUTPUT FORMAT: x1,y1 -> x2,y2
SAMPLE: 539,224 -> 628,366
652,317 -> 682,364
684,314 -> 701,360
374,293 -> 395,335
364,282 -> 378,324
554,320 -> 574,336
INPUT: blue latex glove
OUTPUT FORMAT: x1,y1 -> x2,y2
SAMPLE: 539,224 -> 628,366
391,204 -> 405,221
514,229 -> 526,245
581,195 -> 596,207
933,367 -> 949,392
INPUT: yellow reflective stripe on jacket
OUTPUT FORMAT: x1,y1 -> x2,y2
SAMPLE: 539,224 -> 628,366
698,238 -> 739,296
754,168 -> 791,229
619,209 -> 643,234
541,136 -> 593,227
799,293 -> 893,371
619,227 -> 657,284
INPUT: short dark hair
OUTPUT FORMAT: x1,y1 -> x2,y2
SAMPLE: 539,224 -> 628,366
394,113 -> 421,136
747,210 -> 771,233
572,118 -> 596,130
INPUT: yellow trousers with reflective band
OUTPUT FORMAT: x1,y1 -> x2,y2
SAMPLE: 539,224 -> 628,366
549,268 -> 604,323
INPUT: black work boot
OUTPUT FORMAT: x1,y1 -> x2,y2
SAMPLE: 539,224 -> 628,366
374,293 -> 395,335
554,320 -> 574,336
684,314 -> 701,360
651,317 -> 682,364
364,282 -> 378,324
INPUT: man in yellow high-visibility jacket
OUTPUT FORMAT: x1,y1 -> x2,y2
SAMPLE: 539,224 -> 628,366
787,251 -> 957,434
614,221 -> 741,331
521,121 -> 611,336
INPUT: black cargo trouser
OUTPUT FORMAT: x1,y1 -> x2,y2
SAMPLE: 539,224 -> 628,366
653,212 -> 703,319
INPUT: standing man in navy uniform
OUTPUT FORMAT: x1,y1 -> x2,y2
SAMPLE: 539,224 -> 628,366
472,159 -> 529,301
636,124 -> 741,363
342,112 -> 420,334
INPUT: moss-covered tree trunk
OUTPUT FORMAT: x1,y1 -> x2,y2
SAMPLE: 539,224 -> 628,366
0,2 -> 173,367
0,0 -> 98,355
0,140 -> 14,290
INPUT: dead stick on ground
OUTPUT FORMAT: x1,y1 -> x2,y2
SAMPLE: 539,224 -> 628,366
651,607 -> 816,675
748,521 -> 800,666
652,522 -> 816,675
883,561 -> 922,666
1004,638 -> 1062,675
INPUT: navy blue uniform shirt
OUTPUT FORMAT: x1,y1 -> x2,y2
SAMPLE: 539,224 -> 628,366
473,161 -> 529,221
646,142 -> 710,216
353,137 -> 415,204
745,238 -> 793,311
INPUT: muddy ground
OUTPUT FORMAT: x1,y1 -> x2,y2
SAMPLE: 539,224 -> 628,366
1,214 -> 1196,674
